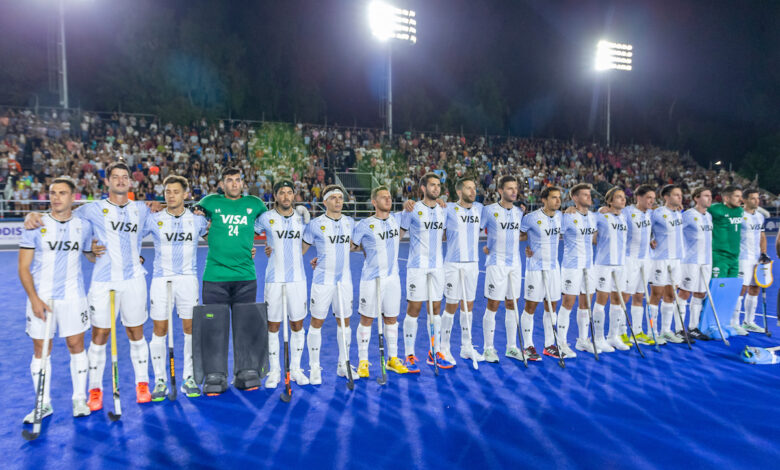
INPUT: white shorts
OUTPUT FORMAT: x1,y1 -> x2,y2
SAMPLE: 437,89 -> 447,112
484,265 -> 523,301
406,267 -> 444,302
738,259 -> 759,287
150,275 -> 199,321
26,297 -> 90,339
594,265 -> 627,293
524,268 -> 562,303
266,281 -> 308,323
444,262 -> 479,304
88,277 -> 149,329
680,263 -> 712,293
624,257 -> 652,294
650,259 -> 682,286
561,267 -> 596,296
358,274 -> 401,318
309,281 -> 354,319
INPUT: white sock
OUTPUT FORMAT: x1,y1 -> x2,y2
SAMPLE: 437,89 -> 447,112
433,315 -> 442,353
521,311 -> 534,348
459,308 -> 471,348
483,308 -> 497,350
30,356 -> 52,405
542,309 -> 557,347
357,324 -> 371,361
732,295 -> 744,325
268,330 -> 280,372
745,295 -> 758,324
149,334 -> 167,383
593,304 -> 606,341
307,327 -> 321,368
689,297 -> 703,329
608,306 -> 624,339
87,342 -> 106,391
631,305 -> 644,334
661,302 -> 674,334
183,333 -> 193,379
505,309 -> 518,349
648,304 -> 659,335
403,315 -> 418,357
290,328 -> 305,371
385,321 -> 399,358
674,298 -> 688,332
336,325 -> 352,365
577,309 -> 590,341
129,338 -> 150,384
557,307 -> 571,344
441,312 -> 455,352
70,351 -> 88,400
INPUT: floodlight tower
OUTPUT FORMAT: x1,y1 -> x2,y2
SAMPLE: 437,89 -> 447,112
595,40 -> 633,146
57,0 -> 70,108
368,1 -> 416,139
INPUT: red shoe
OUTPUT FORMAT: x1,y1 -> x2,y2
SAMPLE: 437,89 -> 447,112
87,388 -> 103,411
403,355 -> 421,373
136,382 -> 152,404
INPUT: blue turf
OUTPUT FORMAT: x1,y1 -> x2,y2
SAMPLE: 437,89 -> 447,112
2,239 -> 780,469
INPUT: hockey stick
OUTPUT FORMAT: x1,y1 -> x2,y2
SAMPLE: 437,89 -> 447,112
668,265 -> 693,350
376,277 -> 388,385
612,271 -> 644,358
507,274 -> 528,368
459,268 -> 478,370
541,270 -> 565,368
280,284 -> 292,402
762,287 -> 771,337
701,266 -> 730,347
581,269 -> 600,360
108,290 -> 122,421
335,282 -> 355,390
166,281 -> 177,401
22,301 -> 54,441
640,266 -> 661,352
425,273 -> 439,376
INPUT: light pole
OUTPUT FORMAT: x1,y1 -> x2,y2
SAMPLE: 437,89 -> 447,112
368,1 -> 416,140
57,0 -> 70,109
595,39 -> 632,146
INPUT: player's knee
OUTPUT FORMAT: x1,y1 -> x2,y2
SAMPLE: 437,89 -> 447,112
152,320 -> 168,337
310,317 -> 325,329
505,299 -> 515,310
65,335 -> 85,354
182,319 -> 193,334
359,315 -> 373,326
267,321 -> 280,333
91,327 -> 109,345
125,325 -> 145,341
486,299 -> 500,311
290,320 -> 304,331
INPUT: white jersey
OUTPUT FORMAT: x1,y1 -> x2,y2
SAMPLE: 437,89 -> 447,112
623,205 -> 652,259
254,209 -> 307,283
594,211 -> 628,266
303,214 -> 354,285
682,208 -> 713,265
650,206 -> 684,261
352,213 -> 403,281
444,202 -> 483,263
400,201 -> 445,270
19,214 -> 92,301
144,209 -> 208,277
482,203 -> 523,267
520,209 -> 562,271
739,211 -> 765,262
76,199 -> 150,283
560,210 -> 597,269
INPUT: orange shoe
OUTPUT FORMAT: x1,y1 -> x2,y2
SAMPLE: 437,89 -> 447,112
87,388 -> 103,411
136,382 -> 152,404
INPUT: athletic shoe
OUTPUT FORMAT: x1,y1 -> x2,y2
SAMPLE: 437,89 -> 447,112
595,338 -> 615,353
688,328 -> 711,341
309,366 -> 323,385
575,338 -> 598,354
337,362 -> 360,380
136,382 -> 152,404
180,377 -> 201,398
291,369 -> 310,385
357,360 -> 370,378
150,379 -> 168,402
608,336 -> 631,351
559,343 -> 577,358
427,351 -> 455,369
460,347 -> 485,363
386,357 -> 409,374
661,332 -> 684,344
524,346 -> 542,361
442,349 -> 457,365
655,334 -> 668,345
675,330 -> 696,344
635,332 -> 655,345
483,347 -> 500,363
505,346 -> 525,362
72,399 -> 90,418
620,334 -> 634,347
23,403 -> 53,424
87,388 -> 103,411
403,355 -> 421,373
543,345 -> 562,359
265,370 -> 281,389
743,322 -> 764,333
730,323 -> 749,336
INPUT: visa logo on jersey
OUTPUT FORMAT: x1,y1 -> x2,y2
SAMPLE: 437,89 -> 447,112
379,229 -> 399,240
667,219 -> 682,227
611,223 -> 628,231
275,230 -> 301,239
220,214 -> 248,225
46,241 -> 80,251
728,217 -> 742,225
634,220 -> 651,229
748,224 -> 763,230
165,232 -> 194,242
460,215 -> 480,224
328,235 -> 351,244
579,227 -> 597,235
700,225 -> 714,232
110,221 -> 138,232
500,222 -> 520,230
423,221 -> 444,230
544,227 -> 561,236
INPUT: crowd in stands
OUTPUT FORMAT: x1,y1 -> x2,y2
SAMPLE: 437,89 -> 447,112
0,107 -> 777,218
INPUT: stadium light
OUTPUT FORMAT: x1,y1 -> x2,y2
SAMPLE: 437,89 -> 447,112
594,39 -> 633,146
368,1 -> 416,139
57,0 -> 70,108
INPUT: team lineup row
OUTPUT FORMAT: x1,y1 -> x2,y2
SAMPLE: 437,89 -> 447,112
18,162 -> 772,431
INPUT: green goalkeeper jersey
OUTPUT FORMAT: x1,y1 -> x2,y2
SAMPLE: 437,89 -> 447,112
708,202 -> 743,257
197,193 -> 267,282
